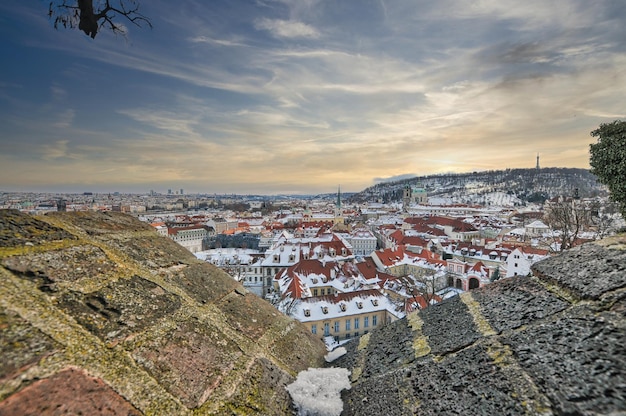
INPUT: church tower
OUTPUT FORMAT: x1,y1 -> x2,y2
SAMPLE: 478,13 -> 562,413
402,184 -> 411,213
334,186 -> 344,225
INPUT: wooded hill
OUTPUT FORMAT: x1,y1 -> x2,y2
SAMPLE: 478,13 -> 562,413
350,168 -> 605,205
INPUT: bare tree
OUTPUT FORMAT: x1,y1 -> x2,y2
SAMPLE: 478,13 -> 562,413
395,271 -> 444,312
544,196 -> 591,251
589,200 -> 620,239
48,0 -> 151,39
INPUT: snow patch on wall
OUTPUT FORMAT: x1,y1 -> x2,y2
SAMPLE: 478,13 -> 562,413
286,367 -> 351,416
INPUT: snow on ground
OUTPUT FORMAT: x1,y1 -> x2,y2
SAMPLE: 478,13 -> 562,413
437,287 -> 463,299
286,368 -> 351,416
325,347 -> 347,363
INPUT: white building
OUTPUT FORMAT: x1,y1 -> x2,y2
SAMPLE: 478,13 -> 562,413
506,247 -> 549,277
167,224 -> 211,253
341,228 -> 377,257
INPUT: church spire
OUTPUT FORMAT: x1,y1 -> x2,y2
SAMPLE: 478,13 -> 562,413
336,185 -> 341,209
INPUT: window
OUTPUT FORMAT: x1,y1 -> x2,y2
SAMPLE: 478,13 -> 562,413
322,306 -> 328,314
313,289 -> 318,296
304,309 -> 311,317
372,315 -> 378,326
324,323 -> 330,336
354,318 -> 360,329
334,321 -> 339,332
364,317 -> 369,328
311,324 -> 317,334
345,320 -> 351,331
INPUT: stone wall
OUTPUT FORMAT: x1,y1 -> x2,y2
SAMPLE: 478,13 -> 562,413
0,210 -> 326,415
334,235 -> 626,415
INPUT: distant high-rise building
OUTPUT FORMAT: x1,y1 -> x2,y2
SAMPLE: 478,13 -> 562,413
168,189 -> 172,195
536,153 -> 540,170
180,188 -> 184,195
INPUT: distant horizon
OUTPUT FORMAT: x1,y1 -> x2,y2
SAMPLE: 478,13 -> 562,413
0,165 -> 592,196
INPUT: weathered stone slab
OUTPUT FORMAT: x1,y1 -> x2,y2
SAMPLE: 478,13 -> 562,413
0,368 -> 141,415
2,244 -> 118,292
129,316 -> 243,409
161,262 -> 240,305
107,235 -> 196,268
216,357 -> 296,415
217,291 -> 284,340
420,295 -> 480,356
57,275 -> 181,342
0,309 -> 58,382
361,318 -> 416,378
408,344 -> 530,415
269,320 -> 327,372
471,275 -> 570,332
342,368 -> 415,416
49,211 -> 153,235
532,242 -> 626,300
503,305 -> 626,414
0,209 -> 75,248
345,342 -> 533,416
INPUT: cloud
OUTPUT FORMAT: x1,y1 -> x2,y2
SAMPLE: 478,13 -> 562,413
188,36 -> 248,47
50,85 -> 67,100
53,109 -> 75,128
41,140 -> 77,161
254,18 -> 320,38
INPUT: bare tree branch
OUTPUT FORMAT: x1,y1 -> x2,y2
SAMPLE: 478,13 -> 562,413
49,0 -> 152,39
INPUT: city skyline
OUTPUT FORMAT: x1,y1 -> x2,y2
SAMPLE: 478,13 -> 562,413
1,1 -> 625,195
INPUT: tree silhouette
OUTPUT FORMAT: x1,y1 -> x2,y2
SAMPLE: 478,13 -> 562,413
590,120 -> 626,220
48,0 -> 151,39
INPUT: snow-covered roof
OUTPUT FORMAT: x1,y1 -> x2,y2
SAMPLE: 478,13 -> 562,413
286,289 -> 404,322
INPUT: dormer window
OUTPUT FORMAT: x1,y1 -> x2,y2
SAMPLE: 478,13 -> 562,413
372,299 -> 379,306
273,255 -> 279,263
340,303 -> 347,312
322,306 -> 328,314
304,309 -> 311,317
357,302 -> 363,309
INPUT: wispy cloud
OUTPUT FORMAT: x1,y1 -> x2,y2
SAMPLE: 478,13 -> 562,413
41,139 -> 77,161
53,109 -> 75,128
254,18 -> 320,39
188,36 -> 249,47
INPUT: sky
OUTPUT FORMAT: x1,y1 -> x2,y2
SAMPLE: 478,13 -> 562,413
0,1 -> 625,195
